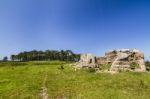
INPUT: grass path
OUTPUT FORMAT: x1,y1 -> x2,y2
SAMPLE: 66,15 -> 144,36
40,74 -> 48,99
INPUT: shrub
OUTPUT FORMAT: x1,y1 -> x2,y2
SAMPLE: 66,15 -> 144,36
87,67 -> 96,73
145,61 -> 150,71
130,62 -> 139,70
118,69 -> 123,73
57,64 -> 64,70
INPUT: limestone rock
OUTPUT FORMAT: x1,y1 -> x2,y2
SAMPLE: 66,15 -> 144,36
74,49 -> 146,72
74,53 -> 97,69
107,49 -> 146,71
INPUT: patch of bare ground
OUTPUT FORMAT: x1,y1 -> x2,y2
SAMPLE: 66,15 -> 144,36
39,74 -> 48,99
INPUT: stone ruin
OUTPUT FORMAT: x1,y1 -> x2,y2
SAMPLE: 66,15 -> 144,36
74,49 -> 146,72
74,54 -> 97,70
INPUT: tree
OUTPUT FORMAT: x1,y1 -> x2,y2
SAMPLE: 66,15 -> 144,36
3,56 -> 8,61
10,49 -> 80,62
11,55 -> 15,61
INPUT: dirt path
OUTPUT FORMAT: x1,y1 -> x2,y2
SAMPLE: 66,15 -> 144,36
40,74 -> 49,99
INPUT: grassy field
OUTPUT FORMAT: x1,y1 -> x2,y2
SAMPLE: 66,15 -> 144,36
0,61 -> 150,99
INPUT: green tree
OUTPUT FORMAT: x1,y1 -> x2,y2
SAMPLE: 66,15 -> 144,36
3,56 -> 8,61
10,49 -> 80,62
11,55 -> 15,61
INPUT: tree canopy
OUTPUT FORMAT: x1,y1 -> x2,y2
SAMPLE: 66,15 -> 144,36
11,50 -> 80,62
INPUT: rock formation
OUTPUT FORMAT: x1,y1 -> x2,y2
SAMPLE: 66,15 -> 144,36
104,49 -> 146,71
74,49 -> 146,72
73,54 -> 97,70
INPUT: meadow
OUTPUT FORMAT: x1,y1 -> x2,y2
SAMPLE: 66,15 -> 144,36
0,61 -> 150,99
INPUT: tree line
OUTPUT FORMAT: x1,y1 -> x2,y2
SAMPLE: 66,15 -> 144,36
10,50 -> 80,62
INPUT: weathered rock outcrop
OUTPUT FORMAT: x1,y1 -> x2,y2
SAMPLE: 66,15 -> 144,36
74,54 -> 97,70
74,49 -> 146,72
106,49 -> 146,71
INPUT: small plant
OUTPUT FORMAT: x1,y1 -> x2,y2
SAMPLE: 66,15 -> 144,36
118,69 -> 122,73
130,62 -> 139,70
57,64 -> 64,70
87,67 -> 96,73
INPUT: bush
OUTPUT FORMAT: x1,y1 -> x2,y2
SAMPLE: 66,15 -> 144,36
87,67 -> 96,73
118,69 -> 123,73
145,61 -> 150,71
130,62 -> 139,70
57,64 -> 64,70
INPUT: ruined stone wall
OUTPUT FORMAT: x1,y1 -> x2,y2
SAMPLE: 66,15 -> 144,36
74,49 -> 146,72
74,53 -> 97,69
108,49 -> 145,71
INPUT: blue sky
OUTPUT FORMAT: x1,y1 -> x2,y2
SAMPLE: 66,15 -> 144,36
0,0 -> 150,60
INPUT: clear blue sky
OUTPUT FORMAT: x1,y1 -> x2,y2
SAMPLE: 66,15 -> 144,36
0,0 -> 150,60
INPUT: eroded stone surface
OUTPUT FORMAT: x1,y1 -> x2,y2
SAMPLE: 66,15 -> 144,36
74,53 -> 97,70
107,49 -> 146,71
74,49 -> 146,72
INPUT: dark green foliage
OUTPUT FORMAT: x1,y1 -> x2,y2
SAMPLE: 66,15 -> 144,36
10,50 -> 80,62
57,64 -> 64,70
145,61 -> 150,71
2,56 -> 8,62
60,65 -> 64,70
130,62 -> 139,70
87,68 -> 96,73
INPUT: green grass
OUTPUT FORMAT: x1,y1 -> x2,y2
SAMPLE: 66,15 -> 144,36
0,61 -> 150,99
